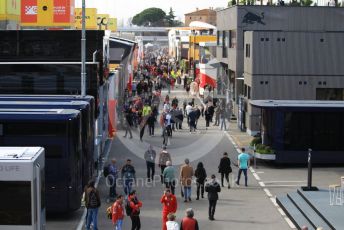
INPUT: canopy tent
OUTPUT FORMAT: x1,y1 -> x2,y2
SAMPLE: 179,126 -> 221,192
189,21 -> 217,30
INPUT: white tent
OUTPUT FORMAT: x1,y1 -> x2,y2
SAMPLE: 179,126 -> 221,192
189,21 -> 216,30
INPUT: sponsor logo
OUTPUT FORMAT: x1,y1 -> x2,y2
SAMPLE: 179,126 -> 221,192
242,12 -> 265,25
25,5 -> 37,15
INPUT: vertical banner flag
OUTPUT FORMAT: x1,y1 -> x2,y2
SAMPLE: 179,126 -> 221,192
21,0 -> 38,23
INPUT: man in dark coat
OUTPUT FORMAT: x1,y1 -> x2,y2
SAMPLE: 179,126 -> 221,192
205,175 -> 221,221
188,110 -> 197,133
218,152 -> 232,188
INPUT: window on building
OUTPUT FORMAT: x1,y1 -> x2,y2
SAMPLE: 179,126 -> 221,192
218,31 -> 223,46
248,86 -> 251,99
217,31 -> 220,45
316,88 -> 344,100
245,44 -> 250,58
223,31 -> 228,58
244,84 -> 248,97
284,112 -> 344,151
229,30 -> 236,48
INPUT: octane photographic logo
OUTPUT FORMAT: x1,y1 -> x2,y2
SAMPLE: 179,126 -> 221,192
117,128 -> 225,166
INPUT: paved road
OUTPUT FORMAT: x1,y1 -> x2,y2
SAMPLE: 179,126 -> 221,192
51,89 -> 289,230
48,88 -> 344,230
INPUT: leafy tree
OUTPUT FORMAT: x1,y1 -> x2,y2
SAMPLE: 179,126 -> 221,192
132,8 -> 166,27
301,0 -> 313,6
166,7 -> 176,26
228,0 -> 237,6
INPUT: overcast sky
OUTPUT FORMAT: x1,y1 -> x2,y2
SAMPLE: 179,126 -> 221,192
75,0 -> 228,25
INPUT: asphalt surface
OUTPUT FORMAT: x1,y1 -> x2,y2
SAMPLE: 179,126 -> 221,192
46,88 -> 344,230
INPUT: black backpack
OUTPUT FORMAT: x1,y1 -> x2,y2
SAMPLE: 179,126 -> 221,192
88,189 -> 99,208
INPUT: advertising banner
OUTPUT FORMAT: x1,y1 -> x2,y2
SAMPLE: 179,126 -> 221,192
97,14 -> 109,30
108,18 -> 117,32
7,0 -> 20,16
54,0 -> 73,23
75,8 -> 97,30
21,0 -> 73,27
21,0 -> 38,23
0,1 -> 5,15
37,0 -> 54,25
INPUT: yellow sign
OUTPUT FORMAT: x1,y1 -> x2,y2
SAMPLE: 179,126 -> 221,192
0,0 -> 20,21
37,0 -> 54,25
21,0 -> 74,28
96,14 -> 109,30
0,1 -> 6,15
75,8 -> 97,30
6,0 -> 20,16
108,18 -> 117,32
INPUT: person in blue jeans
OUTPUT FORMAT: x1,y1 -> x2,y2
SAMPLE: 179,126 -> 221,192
236,148 -> 250,187
85,180 -> 101,230
180,158 -> 194,202
121,159 -> 136,197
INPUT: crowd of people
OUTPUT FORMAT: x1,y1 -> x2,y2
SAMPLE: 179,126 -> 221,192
83,146 -> 251,230
82,54 -> 248,230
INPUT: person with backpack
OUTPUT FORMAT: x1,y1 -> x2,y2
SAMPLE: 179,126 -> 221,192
127,190 -> 143,230
194,162 -> 207,200
218,152 -> 232,189
205,174 -> 221,221
144,145 -> 156,181
121,159 -> 136,196
161,188 -> 177,230
85,179 -> 101,230
112,195 -> 125,230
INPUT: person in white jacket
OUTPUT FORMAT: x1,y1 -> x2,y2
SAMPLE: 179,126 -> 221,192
166,213 -> 179,230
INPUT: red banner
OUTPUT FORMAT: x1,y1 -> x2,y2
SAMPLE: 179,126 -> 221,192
53,0 -> 72,23
21,0 -> 38,23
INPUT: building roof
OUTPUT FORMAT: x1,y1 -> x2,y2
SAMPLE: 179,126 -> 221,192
185,9 -> 216,16
250,100 -> 344,108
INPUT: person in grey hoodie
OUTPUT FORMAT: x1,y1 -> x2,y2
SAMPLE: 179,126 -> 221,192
205,174 -> 221,221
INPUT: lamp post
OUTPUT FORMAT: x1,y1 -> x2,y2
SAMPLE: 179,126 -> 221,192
81,0 -> 86,96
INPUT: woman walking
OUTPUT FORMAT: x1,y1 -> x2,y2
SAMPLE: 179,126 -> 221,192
194,162 -> 207,200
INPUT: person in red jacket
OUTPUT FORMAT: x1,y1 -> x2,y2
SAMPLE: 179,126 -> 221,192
180,208 -> 199,230
129,190 -> 143,230
160,189 -> 177,230
112,195 -> 124,230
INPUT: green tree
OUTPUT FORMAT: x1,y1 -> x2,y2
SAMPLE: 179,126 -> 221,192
228,0 -> 237,6
166,7 -> 176,26
132,8 -> 166,27
301,0 -> 313,6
